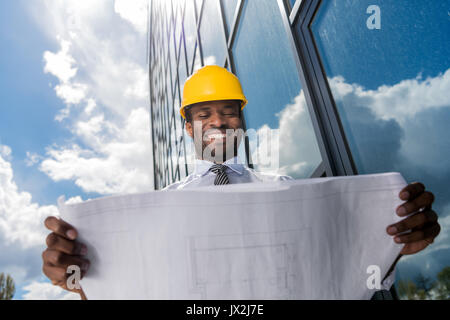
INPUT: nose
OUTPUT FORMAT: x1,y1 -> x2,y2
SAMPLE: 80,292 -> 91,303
207,112 -> 226,129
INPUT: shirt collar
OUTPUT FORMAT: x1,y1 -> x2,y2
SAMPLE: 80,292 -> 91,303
193,157 -> 245,176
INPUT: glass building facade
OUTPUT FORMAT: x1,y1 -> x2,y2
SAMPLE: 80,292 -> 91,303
149,0 -> 450,298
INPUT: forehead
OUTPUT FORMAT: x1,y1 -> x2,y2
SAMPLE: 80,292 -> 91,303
190,100 -> 240,112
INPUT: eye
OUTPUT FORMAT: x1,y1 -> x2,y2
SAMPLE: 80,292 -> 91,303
223,109 -> 238,116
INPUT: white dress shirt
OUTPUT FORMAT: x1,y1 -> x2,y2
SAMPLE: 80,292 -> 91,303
163,157 -> 293,190
163,156 -> 396,294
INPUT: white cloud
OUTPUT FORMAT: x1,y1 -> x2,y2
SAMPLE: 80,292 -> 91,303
0,145 -> 12,160
43,38 -> 87,119
22,281 -> 80,300
28,0 -> 153,194
251,91 -> 322,178
275,92 -> 322,177
329,69 -> 450,126
64,196 -> 84,205
43,39 -> 77,83
0,146 -> 63,299
84,98 -> 97,115
54,82 -> 88,105
40,108 -> 153,195
114,0 -> 148,34
204,55 -> 217,66
0,149 -> 58,249
328,69 -> 450,174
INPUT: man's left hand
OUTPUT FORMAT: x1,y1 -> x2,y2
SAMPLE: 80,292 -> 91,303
386,182 -> 441,255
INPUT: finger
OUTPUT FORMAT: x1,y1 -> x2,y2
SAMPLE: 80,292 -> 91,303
394,223 -> 441,244
42,264 -> 67,284
42,264 -> 87,289
44,216 -> 78,240
42,249 -> 90,272
46,233 -> 87,256
396,191 -> 435,216
387,210 -> 438,235
398,182 -> 425,201
400,241 -> 429,255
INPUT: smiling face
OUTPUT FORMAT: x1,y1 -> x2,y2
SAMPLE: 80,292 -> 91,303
185,100 -> 244,163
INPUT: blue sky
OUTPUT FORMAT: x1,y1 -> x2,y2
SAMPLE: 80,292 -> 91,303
0,0 -> 87,206
0,0 -> 151,299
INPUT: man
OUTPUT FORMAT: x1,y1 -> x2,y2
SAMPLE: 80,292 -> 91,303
42,65 -> 441,299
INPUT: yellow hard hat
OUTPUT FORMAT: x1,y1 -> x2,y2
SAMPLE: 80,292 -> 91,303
180,65 -> 248,119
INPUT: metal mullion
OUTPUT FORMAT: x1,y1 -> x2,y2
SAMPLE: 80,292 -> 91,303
160,14 -> 169,144
290,0 -> 303,24
167,3 -> 176,102
227,0 -> 244,50
195,0 -> 205,67
158,66 -> 167,185
171,79 -> 181,166
166,47 -> 175,110
301,0 -> 357,176
163,22 -> 175,184
175,4 -> 189,177
311,161 -> 326,178
156,19 -> 166,188
162,14 -> 176,185
276,0 -> 335,177
190,42 -> 200,74
162,56 -> 174,184
226,0 -> 253,168
218,0 -> 231,67
148,0 -> 158,190
176,51 -> 189,176
168,22 -> 180,137
180,1 -> 190,78
172,34 -> 184,164
180,117 -> 189,176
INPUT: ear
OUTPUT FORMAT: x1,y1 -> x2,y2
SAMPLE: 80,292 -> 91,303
185,121 -> 193,138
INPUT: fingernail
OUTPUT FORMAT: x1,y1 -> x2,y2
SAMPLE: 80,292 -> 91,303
400,191 -> 410,200
387,226 -> 397,235
66,229 -> 77,240
397,206 -> 407,216
394,237 -> 401,243
80,245 -> 88,256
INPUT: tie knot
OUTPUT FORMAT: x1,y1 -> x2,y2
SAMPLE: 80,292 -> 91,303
210,164 -> 227,174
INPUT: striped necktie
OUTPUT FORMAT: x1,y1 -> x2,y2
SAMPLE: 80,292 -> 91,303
209,164 -> 230,185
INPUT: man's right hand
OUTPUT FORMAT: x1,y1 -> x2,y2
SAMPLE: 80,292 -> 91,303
42,216 -> 90,298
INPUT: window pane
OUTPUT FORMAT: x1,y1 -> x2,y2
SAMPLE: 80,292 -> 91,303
311,0 -> 450,282
199,0 -> 227,66
232,0 -> 322,178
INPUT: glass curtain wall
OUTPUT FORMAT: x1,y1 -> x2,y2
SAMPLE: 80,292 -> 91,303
149,0 -> 450,299
149,0 -> 323,189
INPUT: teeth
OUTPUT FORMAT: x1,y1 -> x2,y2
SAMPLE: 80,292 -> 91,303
207,133 -> 226,140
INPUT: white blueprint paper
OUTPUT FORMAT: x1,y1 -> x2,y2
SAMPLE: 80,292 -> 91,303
58,172 -> 406,300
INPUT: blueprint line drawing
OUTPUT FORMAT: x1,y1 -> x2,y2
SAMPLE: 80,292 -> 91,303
187,229 -> 310,299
